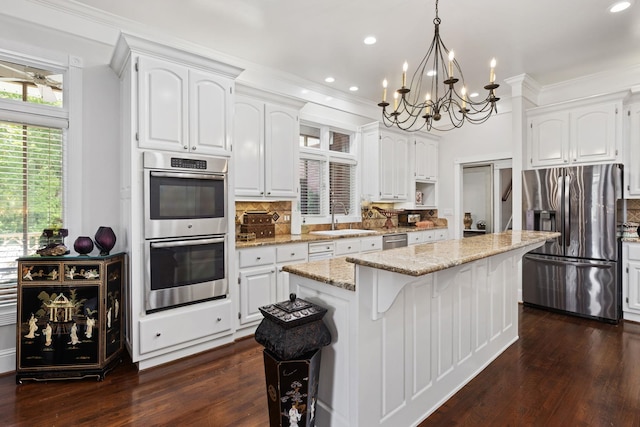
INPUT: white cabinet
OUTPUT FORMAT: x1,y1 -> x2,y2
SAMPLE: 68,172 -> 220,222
361,235 -> 383,253
414,136 -> 438,181
623,243 -> 640,322
139,300 -> 232,355
275,243 -> 308,302
237,246 -> 277,326
379,131 -> 409,201
527,96 -> 623,168
237,243 -> 308,328
361,123 -> 411,202
234,92 -> 301,199
137,55 -> 233,155
625,102 -> 640,197
334,236 -> 383,256
407,229 -> 448,245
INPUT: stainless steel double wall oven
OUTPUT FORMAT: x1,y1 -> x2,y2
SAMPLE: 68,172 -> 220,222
143,152 -> 229,313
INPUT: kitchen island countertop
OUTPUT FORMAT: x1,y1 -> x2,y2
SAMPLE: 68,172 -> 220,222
282,230 -> 559,289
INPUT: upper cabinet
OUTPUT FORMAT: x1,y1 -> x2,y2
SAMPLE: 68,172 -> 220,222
137,56 -> 233,155
527,94 -> 625,169
361,123 -> 411,202
414,136 -> 438,182
625,102 -> 640,198
233,89 -> 303,199
379,130 -> 409,201
111,33 -> 242,158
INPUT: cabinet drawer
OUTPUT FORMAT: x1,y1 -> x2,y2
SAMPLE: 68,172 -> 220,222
628,243 -> 640,261
238,246 -> 276,268
335,239 -> 362,256
435,229 -> 448,241
276,243 -> 308,263
423,230 -> 436,242
361,236 -> 383,253
139,300 -> 232,355
408,231 -> 425,245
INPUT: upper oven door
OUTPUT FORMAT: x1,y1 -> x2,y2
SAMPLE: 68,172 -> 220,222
144,169 -> 227,239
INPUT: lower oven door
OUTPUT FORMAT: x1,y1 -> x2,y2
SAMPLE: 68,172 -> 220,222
145,235 -> 227,313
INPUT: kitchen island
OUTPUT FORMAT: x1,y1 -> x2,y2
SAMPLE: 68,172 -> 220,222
282,231 -> 559,427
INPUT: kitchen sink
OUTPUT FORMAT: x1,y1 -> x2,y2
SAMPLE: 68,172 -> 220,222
310,229 -> 377,237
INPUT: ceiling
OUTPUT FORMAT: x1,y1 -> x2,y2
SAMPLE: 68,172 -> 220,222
52,0 -> 640,104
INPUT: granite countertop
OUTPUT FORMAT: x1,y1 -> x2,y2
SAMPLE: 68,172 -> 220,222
282,231 -> 560,291
235,226 -> 447,249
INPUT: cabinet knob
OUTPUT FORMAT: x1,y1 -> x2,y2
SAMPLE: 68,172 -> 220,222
156,332 -> 161,337
290,252 -> 295,256
183,145 -> 188,150
267,192 -> 271,195
256,256 -> 261,260
192,146 -> 196,151
216,317 -> 222,322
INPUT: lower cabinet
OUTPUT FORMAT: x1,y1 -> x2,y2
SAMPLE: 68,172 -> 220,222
236,244 -> 308,330
139,299 -> 232,355
407,229 -> 449,245
16,253 -> 126,382
623,243 -> 640,322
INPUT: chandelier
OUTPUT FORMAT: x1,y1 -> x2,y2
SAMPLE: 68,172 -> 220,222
377,0 -> 499,132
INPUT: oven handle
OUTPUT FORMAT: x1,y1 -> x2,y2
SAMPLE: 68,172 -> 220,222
150,171 -> 225,180
150,237 -> 225,248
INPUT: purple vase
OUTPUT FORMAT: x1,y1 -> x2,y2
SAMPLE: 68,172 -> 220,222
94,226 -> 116,256
74,236 -> 94,255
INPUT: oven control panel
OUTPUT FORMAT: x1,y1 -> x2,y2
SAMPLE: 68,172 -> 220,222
171,157 -> 207,170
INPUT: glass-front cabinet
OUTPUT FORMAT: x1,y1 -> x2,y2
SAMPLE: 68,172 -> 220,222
16,253 -> 126,382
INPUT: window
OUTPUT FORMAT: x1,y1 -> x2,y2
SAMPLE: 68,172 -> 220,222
0,57 -> 67,310
299,124 -> 356,222
0,59 -> 63,107
0,123 -> 64,307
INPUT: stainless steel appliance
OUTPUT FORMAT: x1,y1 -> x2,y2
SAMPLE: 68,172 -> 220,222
522,164 -> 622,323
144,151 -> 228,239
383,233 -> 408,250
144,235 -> 227,313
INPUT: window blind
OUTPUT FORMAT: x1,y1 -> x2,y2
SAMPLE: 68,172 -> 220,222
0,121 -> 64,307
299,158 -> 324,215
329,161 -> 354,214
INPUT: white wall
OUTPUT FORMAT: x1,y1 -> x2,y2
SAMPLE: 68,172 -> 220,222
437,112 -> 513,236
0,19 -> 121,374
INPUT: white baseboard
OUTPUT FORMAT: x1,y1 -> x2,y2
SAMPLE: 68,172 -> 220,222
0,347 -> 15,375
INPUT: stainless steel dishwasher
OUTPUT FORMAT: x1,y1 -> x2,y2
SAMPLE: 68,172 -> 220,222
382,233 -> 408,250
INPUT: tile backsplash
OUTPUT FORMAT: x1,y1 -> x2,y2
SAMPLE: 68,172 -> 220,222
626,199 -> 640,223
235,201 -> 291,235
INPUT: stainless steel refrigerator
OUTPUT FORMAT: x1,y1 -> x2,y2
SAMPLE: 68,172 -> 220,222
522,164 -> 622,323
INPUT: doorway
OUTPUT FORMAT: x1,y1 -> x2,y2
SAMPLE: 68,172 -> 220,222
454,156 -> 512,238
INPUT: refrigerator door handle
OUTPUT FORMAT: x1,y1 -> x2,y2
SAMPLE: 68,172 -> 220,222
524,254 -> 615,269
564,174 -> 571,248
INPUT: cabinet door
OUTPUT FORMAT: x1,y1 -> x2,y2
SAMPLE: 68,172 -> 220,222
265,104 -> 298,198
393,135 -> 409,200
239,266 -> 276,325
571,103 -> 618,164
379,132 -> 396,200
189,69 -> 231,154
415,138 -> 438,181
528,112 -> 569,167
628,261 -> 640,313
627,104 -> 640,197
138,55 -> 189,152
234,96 -> 265,197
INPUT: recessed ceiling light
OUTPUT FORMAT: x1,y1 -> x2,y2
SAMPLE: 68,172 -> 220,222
364,36 -> 377,45
426,70 -> 437,77
325,77 -> 335,83
349,86 -> 359,91
609,1 -> 632,12
469,92 -> 479,98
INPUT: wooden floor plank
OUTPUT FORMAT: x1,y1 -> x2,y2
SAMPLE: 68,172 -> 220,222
1,305 -> 639,426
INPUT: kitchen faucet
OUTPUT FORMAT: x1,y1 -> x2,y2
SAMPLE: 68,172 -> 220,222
331,200 -> 348,230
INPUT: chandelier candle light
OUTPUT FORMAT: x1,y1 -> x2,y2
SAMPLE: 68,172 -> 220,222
378,0 -> 500,131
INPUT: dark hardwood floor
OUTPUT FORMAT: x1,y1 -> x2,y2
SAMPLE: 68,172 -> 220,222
2,305 -> 640,426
